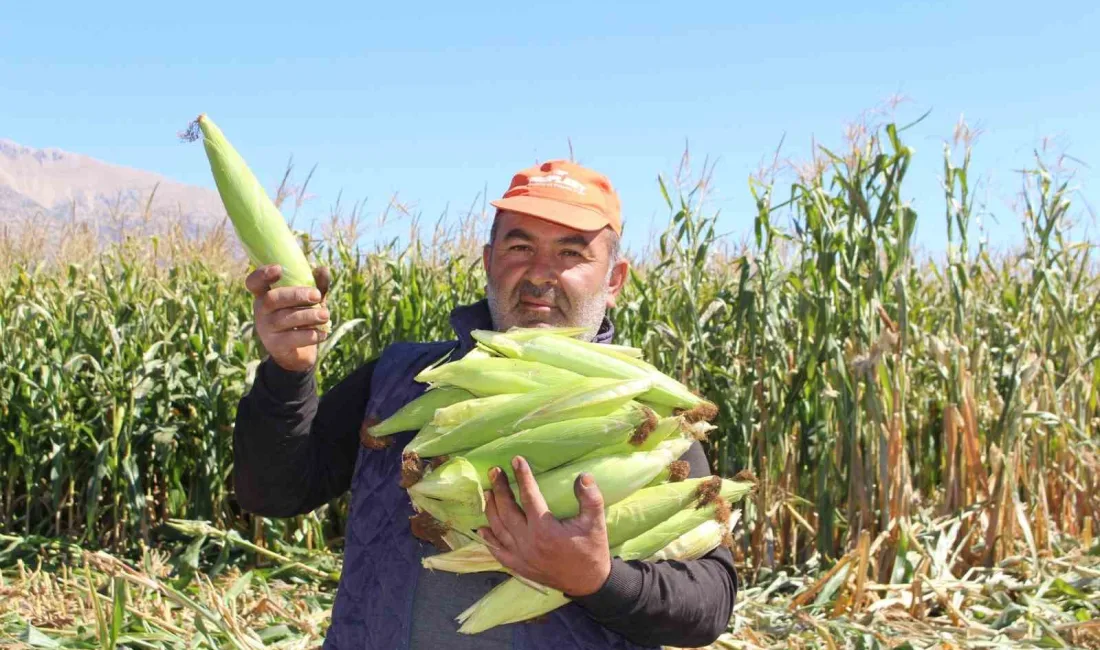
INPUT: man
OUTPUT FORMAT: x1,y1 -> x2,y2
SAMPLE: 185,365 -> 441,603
233,160 -> 738,649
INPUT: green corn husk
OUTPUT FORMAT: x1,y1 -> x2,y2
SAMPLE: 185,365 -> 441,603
455,517 -> 730,634
502,326 -> 588,341
407,457 -> 486,531
189,115 -> 328,331
463,407 -> 655,489
603,476 -> 721,548
501,438 -> 693,523
502,327 -> 644,358
569,339 -> 645,358
473,329 -> 644,379
611,479 -> 752,559
422,475 -> 728,575
417,438 -> 693,531
471,330 -> 709,411
463,348 -> 495,361
415,357 -> 584,396
430,393 -> 526,429
368,387 -> 475,437
539,335 -> 710,411
406,422 -> 449,452
649,517 -> 732,561
408,378 -> 648,458
575,415 -> 684,462
514,378 -> 653,431
422,542 -> 503,574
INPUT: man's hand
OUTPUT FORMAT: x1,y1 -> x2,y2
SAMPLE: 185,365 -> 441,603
478,456 -> 612,598
245,264 -> 332,373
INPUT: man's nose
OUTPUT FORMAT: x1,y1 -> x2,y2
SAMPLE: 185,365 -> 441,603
524,254 -> 559,286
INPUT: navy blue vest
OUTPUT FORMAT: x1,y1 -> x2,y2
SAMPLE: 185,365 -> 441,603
322,300 -> 656,649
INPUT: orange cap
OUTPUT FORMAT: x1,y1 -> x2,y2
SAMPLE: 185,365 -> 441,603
490,160 -> 622,235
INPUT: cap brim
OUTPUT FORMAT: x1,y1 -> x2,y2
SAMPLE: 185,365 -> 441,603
490,196 -> 613,233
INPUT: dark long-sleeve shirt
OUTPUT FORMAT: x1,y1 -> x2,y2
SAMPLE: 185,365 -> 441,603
234,356 -> 738,648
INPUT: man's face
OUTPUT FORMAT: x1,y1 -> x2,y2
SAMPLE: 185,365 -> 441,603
482,210 -> 628,338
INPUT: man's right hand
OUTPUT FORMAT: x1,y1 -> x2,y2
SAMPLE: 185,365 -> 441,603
245,264 -> 332,373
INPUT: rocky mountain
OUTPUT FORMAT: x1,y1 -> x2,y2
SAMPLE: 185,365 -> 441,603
0,138 -> 228,238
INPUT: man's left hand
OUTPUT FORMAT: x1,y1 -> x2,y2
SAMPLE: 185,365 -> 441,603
478,456 -> 612,597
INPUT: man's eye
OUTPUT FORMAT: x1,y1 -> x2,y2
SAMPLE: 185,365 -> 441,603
510,244 -> 533,252
561,250 -> 582,258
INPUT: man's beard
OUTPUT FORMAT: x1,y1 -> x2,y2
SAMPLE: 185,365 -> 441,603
486,280 -> 609,341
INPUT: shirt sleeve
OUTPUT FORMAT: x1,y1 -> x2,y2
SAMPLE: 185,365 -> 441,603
232,356 -> 376,517
570,440 -> 739,648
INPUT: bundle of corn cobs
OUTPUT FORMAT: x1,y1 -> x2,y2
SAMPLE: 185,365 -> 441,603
365,327 -> 753,634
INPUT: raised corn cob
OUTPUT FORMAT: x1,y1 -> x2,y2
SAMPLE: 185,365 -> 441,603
186,114 -> 329,332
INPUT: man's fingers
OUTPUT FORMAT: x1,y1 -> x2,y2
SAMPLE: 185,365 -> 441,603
273,328 -> 328,350
478,528 -> 518,568
313,266 -> 332,298
245,265 -> 281,297
511,456 -> 550,522
489,466 -> 528,530
573,473 -> 606,525
484,482 -> 518,550
260,286 -> 324,314
267,305 -> 330,333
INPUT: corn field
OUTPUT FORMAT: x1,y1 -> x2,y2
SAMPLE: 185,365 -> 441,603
3,118 -> 1100,647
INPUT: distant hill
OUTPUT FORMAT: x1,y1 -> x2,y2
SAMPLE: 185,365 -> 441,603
0,138 -> 229,240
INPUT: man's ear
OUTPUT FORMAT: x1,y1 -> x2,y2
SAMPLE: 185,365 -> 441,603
482,243 -> 492,275
605,257 -> 629,308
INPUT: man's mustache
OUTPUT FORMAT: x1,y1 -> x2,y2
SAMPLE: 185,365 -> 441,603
514,282 -> 568,308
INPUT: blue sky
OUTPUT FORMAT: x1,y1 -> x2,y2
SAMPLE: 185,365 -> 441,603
2,1 -> 1097,257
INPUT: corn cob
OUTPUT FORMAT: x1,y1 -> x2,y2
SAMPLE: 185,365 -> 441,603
514,378 -> 653,430
502,326 -> 588,341
503,438 -> 692,522
406,457 -> 487,531
415,357 -> 584,396
186,115 -> 329,332
429,393 -> 525,429
455,517 -> 731,634
409,438 -> 692,531
407,378 -> 650,458
501,327 -> 644,358
462,407 -> 656,488
367,386 -> 475,437
472,330 -> 712,412
421,475 -> 750,575
649,516 -> 734,562
575,415 -> 684,462
611,478 -> 751,559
